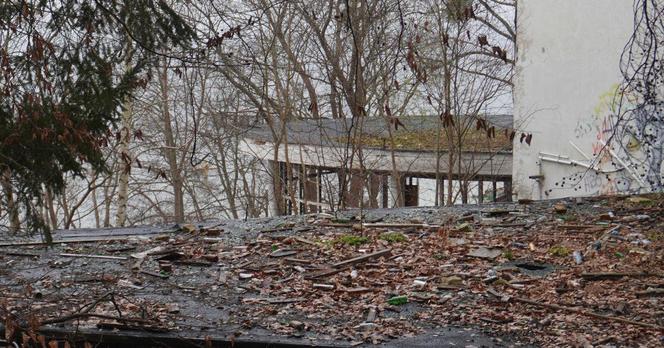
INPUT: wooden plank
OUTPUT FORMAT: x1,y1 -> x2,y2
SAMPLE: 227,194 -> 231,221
3,251 -> 40,257
331,249 -> 391,268
0,236 -> 145,247
361,223 -> 437,229
267,297 -> 305,304
96,322 -> 169,333
173,259 -> 213,267
581,272 -> 656,281
140,270 -> 169,279
60,253 -> 128,261
305,268 -> 348,280
636,288 -> 664,298
293,236 -> 318,246
284,257 -> 312,264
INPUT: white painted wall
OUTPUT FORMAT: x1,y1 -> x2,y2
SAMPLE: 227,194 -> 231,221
514,0 -> 635,200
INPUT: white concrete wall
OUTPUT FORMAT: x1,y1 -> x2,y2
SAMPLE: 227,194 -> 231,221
514,0 -> 635,200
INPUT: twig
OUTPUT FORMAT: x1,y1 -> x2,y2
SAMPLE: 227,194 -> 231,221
78,291 -> 114,314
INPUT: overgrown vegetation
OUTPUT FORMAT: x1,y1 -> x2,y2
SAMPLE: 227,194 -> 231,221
380,232 -> 408,243
333,235 -> 369,246
339,125 -> 512,152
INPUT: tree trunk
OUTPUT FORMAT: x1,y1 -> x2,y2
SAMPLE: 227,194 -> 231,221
1,169 -> 20,234
45,188 -> 58,230
158,63 -> 185,223
115,96 -> 133,227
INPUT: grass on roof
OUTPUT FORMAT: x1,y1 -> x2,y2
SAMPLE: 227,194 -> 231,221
338,127 -> 513,152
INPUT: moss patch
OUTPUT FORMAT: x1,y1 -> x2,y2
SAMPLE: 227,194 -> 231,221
337,126 -> 512,152
379,232 -> 408,243
548,245 -> 571,257
334,235 -> 369,246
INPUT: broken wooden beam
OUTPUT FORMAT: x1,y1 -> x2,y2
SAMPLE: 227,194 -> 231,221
331,249 -> 391,268
305,268 -> 348,280
140,270 -> 169,279
559,224 -> 599,230
41,313 -> 151,326
3,251 -> 40,257
60,253 -> 128,261
0,236 -> 141,247
292,236 -> 318,246
581,272 -> 657,281
361,223 -> 439,229
96,322 -> 169,333
636,288 -> 664,298
173,259 -> 213,267
284,257 -> 311,264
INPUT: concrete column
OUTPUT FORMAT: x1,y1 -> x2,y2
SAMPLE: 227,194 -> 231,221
492,180 -> 498,202
404,177 -> 419,207
437,178 -> 445,206
504,180 -> 513,202
478,180 -> 484,204
388,173 -> 403,208
303,167 -> 320,213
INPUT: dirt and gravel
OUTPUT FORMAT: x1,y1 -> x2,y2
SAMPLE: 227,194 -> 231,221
1,195 -> 663,347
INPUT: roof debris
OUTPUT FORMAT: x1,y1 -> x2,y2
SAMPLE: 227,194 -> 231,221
1,194 -> 664,347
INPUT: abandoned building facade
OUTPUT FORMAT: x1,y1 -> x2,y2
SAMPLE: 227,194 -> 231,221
242,0 -> 660,214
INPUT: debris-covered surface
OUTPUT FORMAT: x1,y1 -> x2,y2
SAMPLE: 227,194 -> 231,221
1,195 -> 664,347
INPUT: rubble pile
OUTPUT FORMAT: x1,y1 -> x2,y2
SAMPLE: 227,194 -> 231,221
1,195 -> 663,346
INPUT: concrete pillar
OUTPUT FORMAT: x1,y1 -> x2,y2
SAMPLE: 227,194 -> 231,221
302,167 -> 320,213
404,177 -> 419,207
437,178 -> 445,206
492,180 -> 498,202
388,173 -> 402,208
381,175 -> 389,208
504,180 -> 513,202
478,180 -> 484,204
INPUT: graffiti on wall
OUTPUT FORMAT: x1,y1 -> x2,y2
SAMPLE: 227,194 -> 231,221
547,0 -> 664,197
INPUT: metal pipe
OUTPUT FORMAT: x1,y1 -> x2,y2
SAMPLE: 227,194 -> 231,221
598,140 -> 647,188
